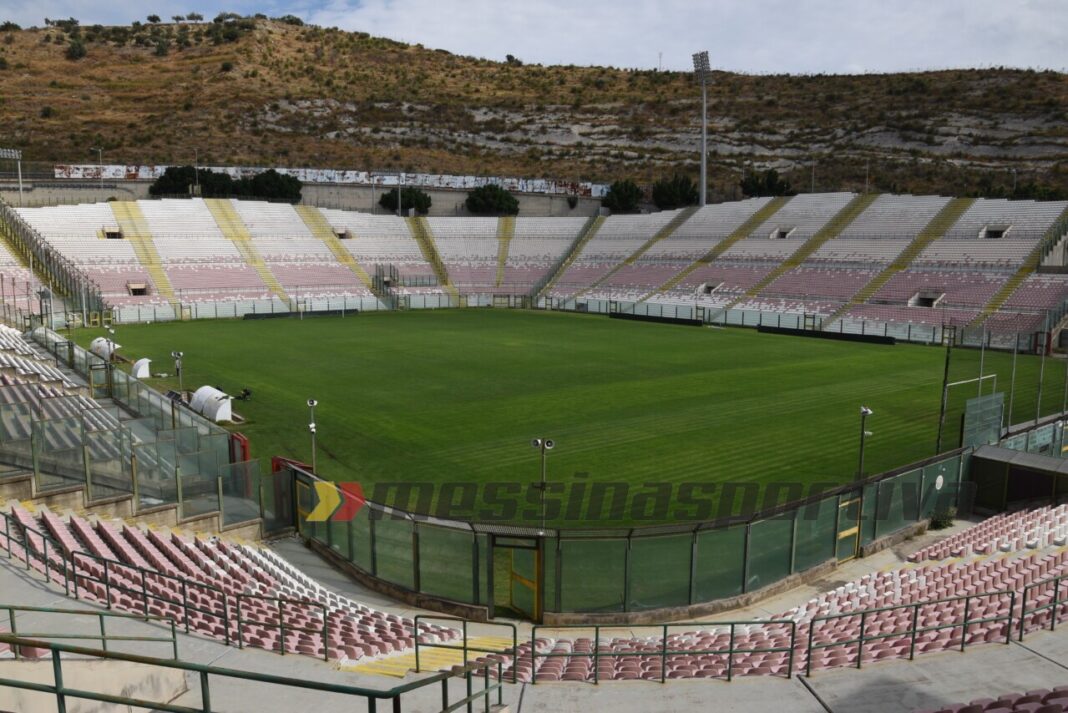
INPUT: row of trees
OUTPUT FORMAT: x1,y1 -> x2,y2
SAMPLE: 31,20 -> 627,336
602,169 -> 796,213
149,166 -> 303,203
378,184 -> 520,215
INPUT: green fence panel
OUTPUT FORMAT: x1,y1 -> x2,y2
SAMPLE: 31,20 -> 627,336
350,510 -> 373,573
329,518 -> 350,560
875,469 -> 922,539
559,539 -> 626,613
921,457 -> 959,518
511,548 -> 536,616
860,483 -> 879,545
746,516 -> 793,592
627,533 -> 692,610
418,525 -> 475,603
372,516 -> 415,590
694,525 -> 745,601
793,496 -> 837,572
476,534 -> 491,606
543,538 -> 557,612
219,460 -> 260,527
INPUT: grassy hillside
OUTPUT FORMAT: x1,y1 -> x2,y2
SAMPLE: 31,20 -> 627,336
75,310 -> 1061,525
1,16 -> 1066,199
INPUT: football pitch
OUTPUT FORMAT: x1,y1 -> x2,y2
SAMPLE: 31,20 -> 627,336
77,309 -> 1063,524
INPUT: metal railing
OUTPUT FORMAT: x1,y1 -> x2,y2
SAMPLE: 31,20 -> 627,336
414,615 -> 519,683
805,590 -> 1016,675
236,594 -> 329,661
0,635 -> 505,713
529,620 -> 797,684
0,604 -> 178,659
1019,572 -> 1068,640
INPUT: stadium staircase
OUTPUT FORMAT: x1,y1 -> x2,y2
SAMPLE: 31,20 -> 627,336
535,214 -> 605,299
822,197 -> 976,328
573,206 -> 698,298
968,205 -> 1068,328
108,201 -> 178,309
293,205 -> 383,300
494,216 -> 515,288
204,199 -> 292,308
406,217 -> 458,299
638,196 -> 791,301
723,192 -> 880,309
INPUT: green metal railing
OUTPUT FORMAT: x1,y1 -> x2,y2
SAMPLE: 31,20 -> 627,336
1019,572 -> 1068,640
236,594 -> 329,661
0,635 -> 506,713
0,604 -> 178,660
805,590 -> 1016,675
529,620 -> 797,684
414,615 -> 519,683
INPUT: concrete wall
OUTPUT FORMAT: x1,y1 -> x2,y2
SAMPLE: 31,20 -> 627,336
0,658 -> 187,713
0,181 -> 602,217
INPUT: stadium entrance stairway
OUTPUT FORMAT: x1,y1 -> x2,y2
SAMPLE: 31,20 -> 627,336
535,215 -> 605,299
823,197 -> 976,328
639,195 -> 791,301
108,201 -> 179,310
293,204 -> 382,299
969,204 -> 1068,328
204,199 -> 292,308
724,192 -> 880,310
495,216 -> 516,288
573,206 -> 698,298
406,217 -> 459,298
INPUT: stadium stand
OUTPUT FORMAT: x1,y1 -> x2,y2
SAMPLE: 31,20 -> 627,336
914,687 -> 1068,713
7,194 -> 1068,334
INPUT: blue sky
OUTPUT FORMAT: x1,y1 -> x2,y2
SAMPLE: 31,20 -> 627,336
0,0 -> 1064,74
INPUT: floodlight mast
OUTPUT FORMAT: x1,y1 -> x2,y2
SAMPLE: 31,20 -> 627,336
692,51 -> 711,207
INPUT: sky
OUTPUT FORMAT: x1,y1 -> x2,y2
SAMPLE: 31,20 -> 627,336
0,0 -> 1064,74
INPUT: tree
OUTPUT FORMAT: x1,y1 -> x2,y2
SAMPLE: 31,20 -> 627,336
64,38 -> 86,60
465,184 -> 519,215
186,12 -> 203,22
149,166 -> 302,203
601,179 -> 643,213
651,174 -> 698,210
172,15 -> 185,23
379,187 -> 432,215
740,168 -> 795,197
146,14 -> 161,23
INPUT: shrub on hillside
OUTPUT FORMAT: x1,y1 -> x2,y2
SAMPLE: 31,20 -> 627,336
651,174 -> 698,210
601,179 -> 643,213
379,187 -> 432,215
465,184 -> 519,215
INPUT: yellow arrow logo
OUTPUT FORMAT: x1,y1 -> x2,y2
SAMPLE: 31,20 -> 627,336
307,482 -> 341,522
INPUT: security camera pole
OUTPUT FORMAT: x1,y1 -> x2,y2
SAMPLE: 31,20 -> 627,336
858,406 -> 873,479
308,399 -> 318,473
171,351 -> 184,397
531,437 -> 555,534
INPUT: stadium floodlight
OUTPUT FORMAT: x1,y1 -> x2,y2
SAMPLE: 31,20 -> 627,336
531,437 -> 555,535
89,146 -> 104,191
692,51 -> 711,207
308,398 -> 318,473
857,406 -> 873,479
0,147 -> 23,205
170,351 -> 184,396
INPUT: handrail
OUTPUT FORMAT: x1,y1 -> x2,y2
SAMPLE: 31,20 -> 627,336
0,634 -> 505,713
805,589 -> 1016,675
529,620 -> 797,684
1019,571 -> 1068,640
413,614 -> 519,683
0,603 -> 178,659
236,593 -> 329,661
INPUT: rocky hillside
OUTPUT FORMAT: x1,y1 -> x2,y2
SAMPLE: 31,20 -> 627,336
0,16 -> 1066,199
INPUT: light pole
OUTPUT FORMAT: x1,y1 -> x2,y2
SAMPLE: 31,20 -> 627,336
105,326 -> 116,363
0,148 -> 23,206
170,351 -> 184,397
308,399 -> 318,473
858,406 -> 873,479
90,146 -> 104,191
193,147 -> 200,196
530,437 -> 555,534
692,51 -> 710,207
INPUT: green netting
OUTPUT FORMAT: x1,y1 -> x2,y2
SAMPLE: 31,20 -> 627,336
745,516 -> 793,592
476,534 -> 491,606
793,496 -> 837,572
694,525 -> 745,601
373,515 -> 415,589
418,524 -> 475,603
627,533 -> 692,610
350,510 -> 373,572
559,539 -> 626,613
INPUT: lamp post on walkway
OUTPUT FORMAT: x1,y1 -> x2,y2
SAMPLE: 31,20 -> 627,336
531,437 -> 555,534
858,406 -> 873,479
308,399 -> 318,473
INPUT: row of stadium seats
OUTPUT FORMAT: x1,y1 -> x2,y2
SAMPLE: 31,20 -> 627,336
915,686 -> 1068,713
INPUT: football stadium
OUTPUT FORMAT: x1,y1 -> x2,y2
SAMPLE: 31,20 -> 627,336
1,6 -> 1068,713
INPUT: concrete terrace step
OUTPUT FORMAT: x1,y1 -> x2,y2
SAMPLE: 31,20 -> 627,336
640,196 -> 791,301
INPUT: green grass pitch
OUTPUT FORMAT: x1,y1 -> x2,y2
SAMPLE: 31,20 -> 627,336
76,309 -> 1064,524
